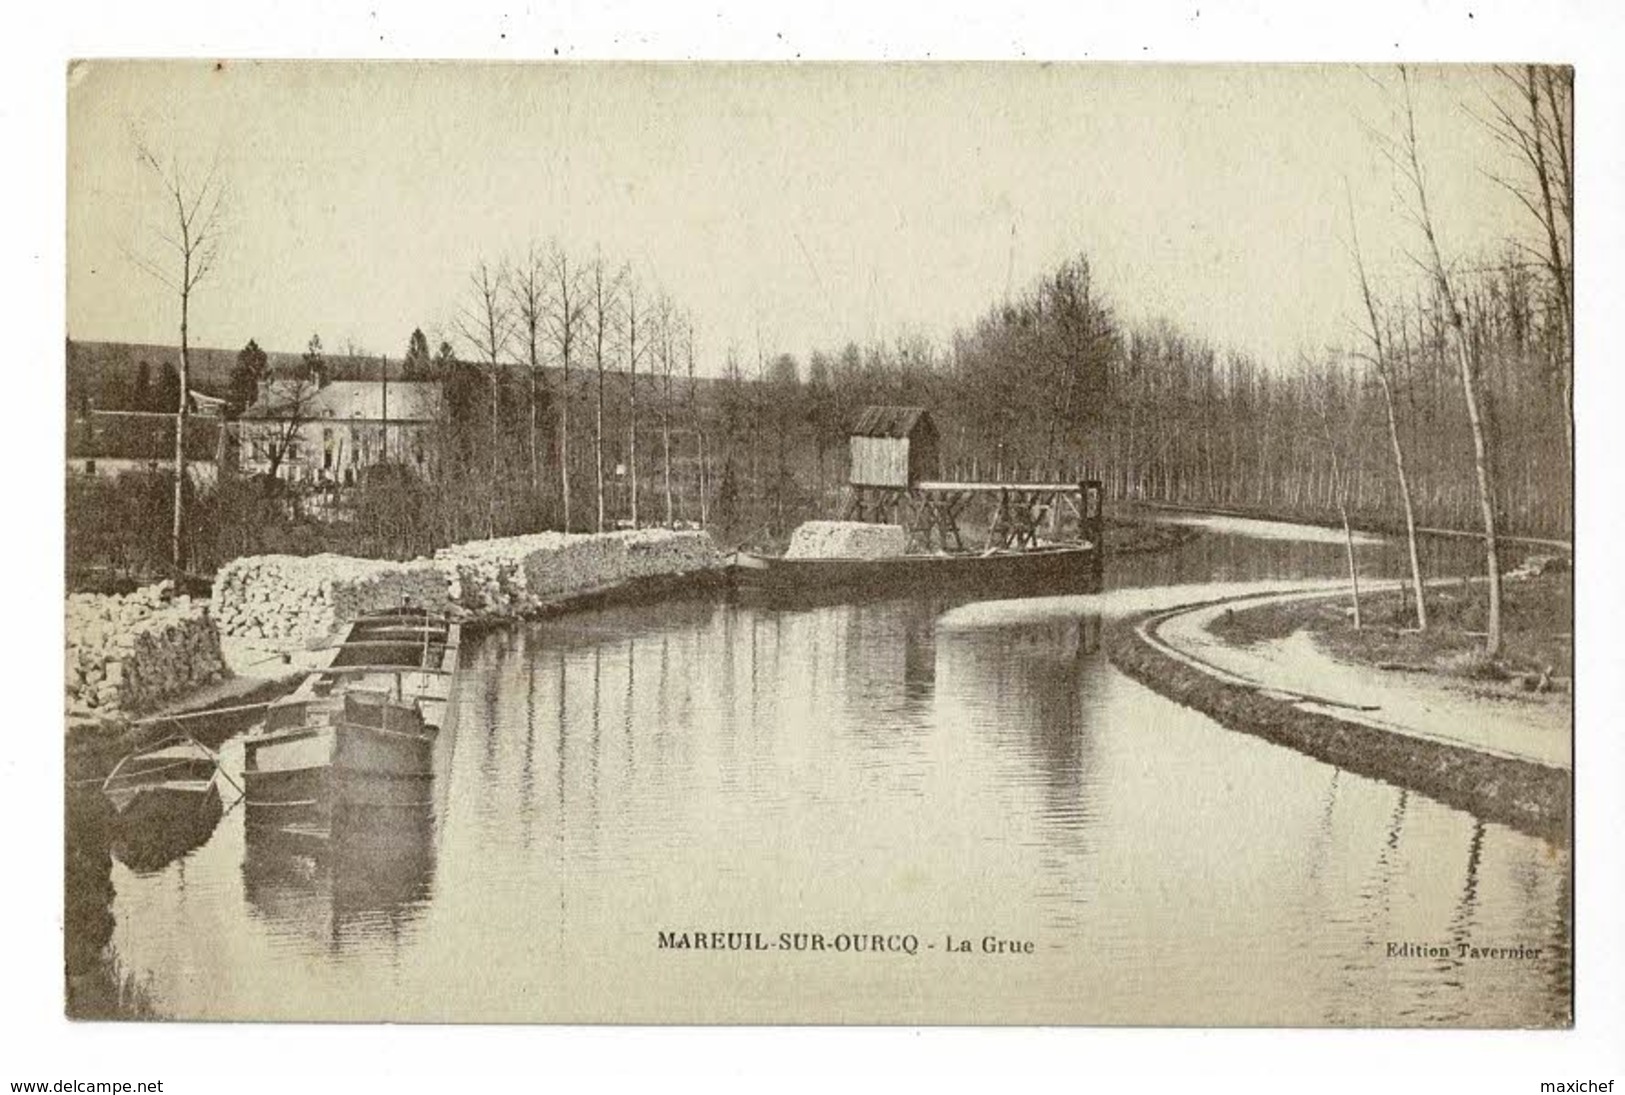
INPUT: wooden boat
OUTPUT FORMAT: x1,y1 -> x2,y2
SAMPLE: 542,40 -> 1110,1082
729,541 -> 1102,604
102,735 -> 222,815
101,735 -> 228,871
243,609 -> 460,835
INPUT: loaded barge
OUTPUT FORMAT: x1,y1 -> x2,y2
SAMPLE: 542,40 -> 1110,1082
731,406 -> 1105,601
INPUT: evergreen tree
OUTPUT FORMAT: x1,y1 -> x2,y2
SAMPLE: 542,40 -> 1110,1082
155,362 -> 182,416
403,328 -> 433,380
229,339 -> 268,417
133,360 -> 152,411
302,334 -> 328,388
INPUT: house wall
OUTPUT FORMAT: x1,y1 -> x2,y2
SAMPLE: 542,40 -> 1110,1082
66,457 -> 218,485
238,419 -> 438,482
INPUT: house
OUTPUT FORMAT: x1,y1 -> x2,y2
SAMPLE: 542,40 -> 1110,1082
67,388 -> 228,480
238,380 -> 443,484
848,406 -> 940,489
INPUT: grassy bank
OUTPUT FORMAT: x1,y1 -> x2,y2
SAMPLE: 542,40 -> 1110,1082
1106,610 -> 1571,844
1206,567 -> 1572,696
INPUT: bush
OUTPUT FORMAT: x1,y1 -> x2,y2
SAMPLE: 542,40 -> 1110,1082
1438,649 -> 1509,681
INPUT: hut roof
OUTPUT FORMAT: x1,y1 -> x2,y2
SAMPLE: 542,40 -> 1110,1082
850,405 -> 932,439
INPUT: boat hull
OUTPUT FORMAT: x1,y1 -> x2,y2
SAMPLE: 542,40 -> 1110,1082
245,719 -> 439,824
729,543 -> 1102,605
243,609 -> 458,834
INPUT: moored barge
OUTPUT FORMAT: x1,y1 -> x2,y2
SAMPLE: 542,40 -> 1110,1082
243,608 -> 459,835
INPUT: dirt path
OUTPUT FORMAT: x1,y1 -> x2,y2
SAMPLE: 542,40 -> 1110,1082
1147,587 -> 1572,771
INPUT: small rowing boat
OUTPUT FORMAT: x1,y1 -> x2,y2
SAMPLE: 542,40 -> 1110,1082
243,608 -> 460,835
101,735 -> 229,871
102,735 -> 223,815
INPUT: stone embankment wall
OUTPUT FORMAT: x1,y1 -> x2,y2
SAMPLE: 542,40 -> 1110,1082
211,554 -> 448,645
784,521 -> 907,559
65,582 -> 225,720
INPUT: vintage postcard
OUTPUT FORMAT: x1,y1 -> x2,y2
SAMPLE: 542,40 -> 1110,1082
63,61 -> 1572,1027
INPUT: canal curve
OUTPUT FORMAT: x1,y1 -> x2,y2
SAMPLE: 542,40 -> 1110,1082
99,513 -> 1571,1025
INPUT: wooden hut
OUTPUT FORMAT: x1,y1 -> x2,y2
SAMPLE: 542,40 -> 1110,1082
848,406 -> 939,489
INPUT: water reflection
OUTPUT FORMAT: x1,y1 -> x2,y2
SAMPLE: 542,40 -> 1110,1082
241,808 -> 437,951
97,520 -> 1569,1024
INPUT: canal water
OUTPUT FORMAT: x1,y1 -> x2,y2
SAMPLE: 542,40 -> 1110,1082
102,516 -> 1571,1025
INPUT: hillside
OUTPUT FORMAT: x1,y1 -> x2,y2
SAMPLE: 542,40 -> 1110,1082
66,339 -> 367,409
66,338 -> 731,415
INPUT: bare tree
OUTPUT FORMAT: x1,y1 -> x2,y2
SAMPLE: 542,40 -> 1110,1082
1312,360 -> 1362,629
546,247 -> 586,531
623,271 -> 646,529
1346,183 -> 1428,630
510,245 -> 549,498
254,371 -> 320,481
686,319 -> 708,527
657,293 -> 678,527
127,135 -> 226,575
586,256 -> 622,532
1388,67 -> 1504,656
455,261 -> 513,538
1480,64 -> 1573,472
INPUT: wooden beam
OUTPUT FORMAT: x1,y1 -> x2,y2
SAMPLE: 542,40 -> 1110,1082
916,480 -> 1085,494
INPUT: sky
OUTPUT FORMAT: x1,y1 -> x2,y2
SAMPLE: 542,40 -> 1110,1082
67,62 -> 1535,373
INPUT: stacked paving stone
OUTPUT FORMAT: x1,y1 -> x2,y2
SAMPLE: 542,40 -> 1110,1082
436,529 -> 721,615
783,521 -> 907,559
65,532 -> 721,724
609,529 -> 720,581
210,554 -> 448,643
65,582 -> 226,719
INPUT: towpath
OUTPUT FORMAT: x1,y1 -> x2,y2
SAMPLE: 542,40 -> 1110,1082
1142,586 -> 1572,771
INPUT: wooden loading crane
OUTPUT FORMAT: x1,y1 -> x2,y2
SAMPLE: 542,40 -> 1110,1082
838,406 -> 1104,564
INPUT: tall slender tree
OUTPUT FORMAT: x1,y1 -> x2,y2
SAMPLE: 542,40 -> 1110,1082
127,135 -> 226,575
546,247 -> 585,531
1389,67 -> 1503,655
1346,185 -> 1428,630
455,261 -> 513,538
686,317 -> 707,527
657,294 -> 678,527
1479,65 -> 1572,472
587,257 -> 621,532
510,246 -> 549,499
623,271 -> 646,528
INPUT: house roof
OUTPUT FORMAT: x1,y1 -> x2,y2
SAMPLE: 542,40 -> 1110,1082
244,380 -> 442,422
188,389 -> 228,414
850,405 -> 933,439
